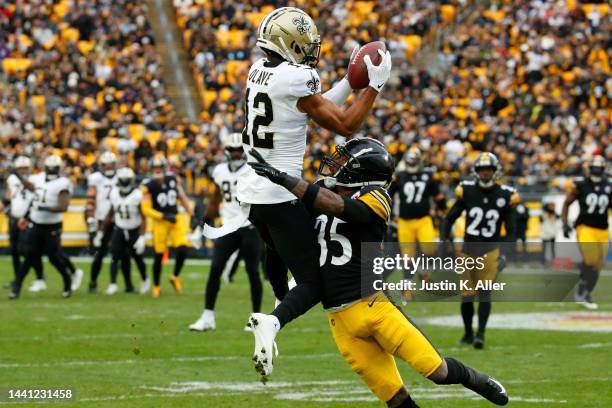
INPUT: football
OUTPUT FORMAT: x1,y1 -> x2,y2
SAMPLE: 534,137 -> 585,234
347,41 -> 387,89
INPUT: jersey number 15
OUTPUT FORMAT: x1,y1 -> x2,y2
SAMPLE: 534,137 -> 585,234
242,88 -> 274,149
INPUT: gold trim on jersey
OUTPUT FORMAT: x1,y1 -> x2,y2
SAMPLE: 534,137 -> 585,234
359,190 -> 391,221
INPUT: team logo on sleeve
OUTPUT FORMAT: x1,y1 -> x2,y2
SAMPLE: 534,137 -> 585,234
306,74 -> 320,94
497,197 -> 506,208
292,15 -> 310,34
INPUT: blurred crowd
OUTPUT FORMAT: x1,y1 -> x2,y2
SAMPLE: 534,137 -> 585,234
0,0 -> 610,194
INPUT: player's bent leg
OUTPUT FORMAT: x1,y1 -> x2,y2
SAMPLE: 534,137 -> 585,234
429,358 -> 508,406
263,245 -> 289,301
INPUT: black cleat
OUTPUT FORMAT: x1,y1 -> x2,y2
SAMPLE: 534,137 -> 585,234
473,333 -> 485,349
463,366 -> 509,405
459,334 -> 474,346
88,283 -> 97,294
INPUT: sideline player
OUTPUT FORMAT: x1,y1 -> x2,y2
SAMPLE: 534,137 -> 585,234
141,157 -> 194,297
87,152 -> 118,292
9,156 -> 76,298
440,153 -> 519,349
388,147 -> 446,300
248,138 -> 508,407
95,167 -> 148,294
190,135 -> 262,331
221,7 -> 391,375
1,156 -> 45,290
562,156 -> 610,309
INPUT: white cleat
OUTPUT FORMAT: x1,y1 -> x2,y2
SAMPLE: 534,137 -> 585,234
189,309 -> 216,331
579,301 -> 599,310
105,283 -> 118,295
249,313 -> 279,377
244,323 -> 253,332
28,279 -> 47,293
71,268 -> 84,291
139,278 -> 151,295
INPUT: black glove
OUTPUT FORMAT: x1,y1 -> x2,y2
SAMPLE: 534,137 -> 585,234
163,213 -> 176,223
562,223 -> 572,239
248,149 -> 298,190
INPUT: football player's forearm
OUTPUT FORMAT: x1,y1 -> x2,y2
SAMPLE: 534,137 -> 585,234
289,179 -> 344,216
340,88 -> 378,137
13,172 -> 35,192
440,202 -> 462,240
141,199 -> 163,220
86,187 -> 96,217
100,209 -> 113,233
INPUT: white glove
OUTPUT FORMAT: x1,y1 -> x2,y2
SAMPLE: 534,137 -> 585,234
133,235 -> 146,255
92,231 -> 103,248
188,226 -> 202,250
364,49 -> 392,92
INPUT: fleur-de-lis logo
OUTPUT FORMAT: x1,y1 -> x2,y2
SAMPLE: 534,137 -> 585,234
292,15 -> 310,35
306,76 -> 320,94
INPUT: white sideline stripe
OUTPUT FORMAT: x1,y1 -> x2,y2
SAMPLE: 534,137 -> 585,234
0,353 -> 339,368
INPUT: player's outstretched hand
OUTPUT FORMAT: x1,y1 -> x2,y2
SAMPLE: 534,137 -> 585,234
248,149 -> 287,185
364,49 -> 392,92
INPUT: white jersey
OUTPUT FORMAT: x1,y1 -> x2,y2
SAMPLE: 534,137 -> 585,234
212,163 -> 251,228
88,171 -> 117,221
237,58 -> 321,204
6,174 -> 35,218
30,173 -> 73,225
110,188 -> 143,230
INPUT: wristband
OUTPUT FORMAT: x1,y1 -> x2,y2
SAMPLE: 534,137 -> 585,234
302,183 -> 320,212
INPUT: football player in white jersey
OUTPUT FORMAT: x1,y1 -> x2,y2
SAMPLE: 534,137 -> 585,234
94,167 -> 149,295
9,155 -> 76,299
233,7 -> 391,376
1,156 -> 45,290
87,152 -> 118,293
190,134 -> 262,331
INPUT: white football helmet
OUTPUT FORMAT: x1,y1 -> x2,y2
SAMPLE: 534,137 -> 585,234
117,167 -> 136,195
44,155 -> 63,180
224,133 -> 246,171
99,151 -> 117,178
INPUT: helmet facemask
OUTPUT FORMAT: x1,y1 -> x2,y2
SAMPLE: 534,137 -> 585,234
225,147 -> 246,172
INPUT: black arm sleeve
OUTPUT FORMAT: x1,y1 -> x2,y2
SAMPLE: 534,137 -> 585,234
439,198 -> 465,241
387,179 -> 398,197
339,197 -> 377,224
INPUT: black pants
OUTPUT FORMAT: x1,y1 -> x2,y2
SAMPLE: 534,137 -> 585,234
249,201 -> 321,327
90,222 -> 114,286
205,226 -> 262,312
110,227 -> 147,290
9,217 -> 43,282
13,222 -> 71,294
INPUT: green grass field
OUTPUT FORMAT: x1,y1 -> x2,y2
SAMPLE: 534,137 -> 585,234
1,257 -> 611,407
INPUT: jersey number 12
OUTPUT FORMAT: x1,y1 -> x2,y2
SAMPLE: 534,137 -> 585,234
242,88 -> 274,149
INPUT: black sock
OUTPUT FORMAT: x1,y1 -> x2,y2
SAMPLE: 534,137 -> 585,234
133,254 -> 147,281
271,281 -> 321,328
583,265 -> 599,293
173,247 -> 187,277
477,302 -> 491,336
153,254 -> 163,286
398,396 -> 420,408
121,255 -> 133,291
63,255 -> 76,275
90,249 -> 105,285
33,256 -> 44,280
110,259 -> 119,284
441,357 -> 470,385
461,301 -> 474,337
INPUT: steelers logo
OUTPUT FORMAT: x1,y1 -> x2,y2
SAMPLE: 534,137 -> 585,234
170,180 -> 176,188
421,174 -> 429,181
497,198 -> 506,208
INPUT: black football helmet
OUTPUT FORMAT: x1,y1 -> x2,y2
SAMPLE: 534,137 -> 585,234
587,156 -> 606,183
319,138 -> 394,188
471,152 -> 502,188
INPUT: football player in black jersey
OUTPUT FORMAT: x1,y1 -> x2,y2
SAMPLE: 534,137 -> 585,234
440,152 -> 519,349
248,138 -> 508,407
562,156 -> 610,309
388,146 -> 446,301
141,156 -> 194,297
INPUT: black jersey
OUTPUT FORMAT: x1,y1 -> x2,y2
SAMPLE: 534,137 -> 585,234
443,180 -> 519,250
144,173 -> 179,215
389,169 -> 440,219
317,185 -> 391,309
574,177 -> 611,229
